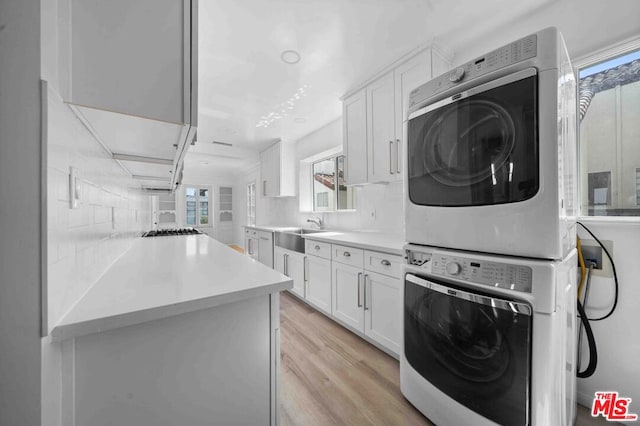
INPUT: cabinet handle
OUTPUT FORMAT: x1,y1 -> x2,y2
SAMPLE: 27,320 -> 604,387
343,251 -> 351,257
364,274 -> 369,311
284,254 -> 288,276
389,141 -> 394,174
314,245 -> 320,251
260,236 -> 269,241
357,272 -> 363,308
263,180 -> 267,196
381,259 -> 391,266
303,256 -> 308,282
396,139 -> 401,173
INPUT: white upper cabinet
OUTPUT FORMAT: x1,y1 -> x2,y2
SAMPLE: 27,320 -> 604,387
367,72 -> 397,183
342,46 -> 452,185
343,89 -> 368,186
394,50 -> 431,176
44,0 -> 198,191
63,0 -> 196,125
260,140 -> 295,197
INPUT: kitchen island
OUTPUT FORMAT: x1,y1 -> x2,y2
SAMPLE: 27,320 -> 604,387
47,234 -> 291,426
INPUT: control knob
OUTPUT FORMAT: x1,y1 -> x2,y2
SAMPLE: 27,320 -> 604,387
445,262 -> 462,275
448,67 -> 465,83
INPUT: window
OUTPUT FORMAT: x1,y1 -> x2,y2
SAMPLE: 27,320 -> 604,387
247,181 -> 256,226
185,186 -> 210,226
312,155 -> 354,212
578,47 -> 640,216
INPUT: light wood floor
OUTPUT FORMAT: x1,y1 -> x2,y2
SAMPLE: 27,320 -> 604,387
279,291 -> 609,426
228,244 -> 244,254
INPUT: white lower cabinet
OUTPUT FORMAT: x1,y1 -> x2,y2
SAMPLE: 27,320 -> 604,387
332,257 -> 402,356
274,247 -> 306,299
332,262 -> 365,332
363,270 -> 401,355
300,238 -> 402,357
305,254 -> 332,315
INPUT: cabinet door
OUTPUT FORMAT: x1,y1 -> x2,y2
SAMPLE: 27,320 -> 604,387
343,90 -> 368,185
258,232 -> 273,268
364,271 -> 401,355
260,147 -> 270,198
367,72 -> 396,183
332,263 -> 364,332
394,51 -> 431,179
67,0 -> 195,124
305,255 -> 332,315
270,142 -> 281,197
274,247 -> 286,274
287,253 -> 306,299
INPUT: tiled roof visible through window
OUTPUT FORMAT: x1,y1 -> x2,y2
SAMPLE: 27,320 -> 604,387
579,59 -> 640,121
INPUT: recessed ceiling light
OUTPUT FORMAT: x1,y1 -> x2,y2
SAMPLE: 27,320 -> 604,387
294,117 -> 306,124
281,50 -> 301,65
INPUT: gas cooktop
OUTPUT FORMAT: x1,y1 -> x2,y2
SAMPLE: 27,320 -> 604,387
142,228 -> 202,237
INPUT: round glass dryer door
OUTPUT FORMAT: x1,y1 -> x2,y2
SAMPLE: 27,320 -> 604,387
404,274 -> 532,425
407,72 -> 538,207
422,99 -> 516,187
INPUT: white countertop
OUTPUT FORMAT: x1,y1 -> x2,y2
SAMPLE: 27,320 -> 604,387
301,231 -> 406,255
50,235 -> 292,342
244,225 -> 300,232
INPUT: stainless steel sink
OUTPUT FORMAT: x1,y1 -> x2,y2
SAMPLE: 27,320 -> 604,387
296,228 -> 329,235
274,228 -> 329,253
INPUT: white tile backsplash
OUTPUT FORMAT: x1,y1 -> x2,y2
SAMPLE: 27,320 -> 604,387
246,118 -> 405,236
46,88 -> 150,332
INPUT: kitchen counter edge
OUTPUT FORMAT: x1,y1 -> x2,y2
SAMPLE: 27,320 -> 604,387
48,235 -> 292,343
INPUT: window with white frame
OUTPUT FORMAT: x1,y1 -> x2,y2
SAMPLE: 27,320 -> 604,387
578,47 -> 640,216
312,155 -> 354,212
247,181 -> 256,226
185,186 -> 210,227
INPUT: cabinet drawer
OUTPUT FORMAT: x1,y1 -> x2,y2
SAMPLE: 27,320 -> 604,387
305,239 -> 331,259
364,250 -> 402,278
257,230 -> 272,242
332,244 -> 364,268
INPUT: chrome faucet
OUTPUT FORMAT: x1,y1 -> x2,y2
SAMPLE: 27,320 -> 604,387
306,217 -> 323,229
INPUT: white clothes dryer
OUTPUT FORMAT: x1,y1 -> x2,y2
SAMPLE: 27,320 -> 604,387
405,27 -> 577,260
400,244 -> 577,425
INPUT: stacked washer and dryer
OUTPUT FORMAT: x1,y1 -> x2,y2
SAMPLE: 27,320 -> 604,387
400,28 -> 579,425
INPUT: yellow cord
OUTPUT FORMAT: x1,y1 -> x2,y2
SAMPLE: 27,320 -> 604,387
577,236 -> 587,300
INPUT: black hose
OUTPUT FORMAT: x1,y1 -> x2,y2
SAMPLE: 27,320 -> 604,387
577,222 -> 619,321
577,299 -> 597,378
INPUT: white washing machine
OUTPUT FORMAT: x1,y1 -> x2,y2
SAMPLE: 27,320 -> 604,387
404,27 -> 577,260
400,244 -> 577,426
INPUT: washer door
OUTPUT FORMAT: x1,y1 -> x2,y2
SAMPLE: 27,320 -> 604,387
404,273 -> 532,425
407,69 -> 538,207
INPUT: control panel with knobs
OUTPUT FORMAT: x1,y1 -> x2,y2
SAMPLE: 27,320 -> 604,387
448,67 -> 465,83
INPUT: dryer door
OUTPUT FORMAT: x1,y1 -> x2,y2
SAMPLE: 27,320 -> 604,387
404,273 -> 532,425
407,68 -> 538,207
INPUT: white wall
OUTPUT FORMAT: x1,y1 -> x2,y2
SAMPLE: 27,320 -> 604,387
0,1 -> 43,424
233,118 -> 405,248
576,220 -> 640,409
46,87 -> 151,331
181,170 -> 237,242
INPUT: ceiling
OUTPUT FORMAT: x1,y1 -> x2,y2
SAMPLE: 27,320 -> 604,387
187,0 -> 556,178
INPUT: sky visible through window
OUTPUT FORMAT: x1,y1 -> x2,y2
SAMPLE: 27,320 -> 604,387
580,50 -> 640,78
